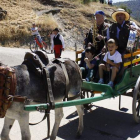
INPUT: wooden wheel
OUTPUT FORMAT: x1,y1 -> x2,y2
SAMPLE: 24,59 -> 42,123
132,76 -> 140,123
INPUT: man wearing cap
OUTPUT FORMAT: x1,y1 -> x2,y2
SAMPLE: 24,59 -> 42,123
80,10 -> 109,67
51,28 -> 65,58
107,8 -> 138,54
85,10 -> 109,54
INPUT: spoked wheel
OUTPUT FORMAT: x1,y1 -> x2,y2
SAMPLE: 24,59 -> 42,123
30,41 -> 38,52
42,41 -> 50,54
132,76 -> 140,123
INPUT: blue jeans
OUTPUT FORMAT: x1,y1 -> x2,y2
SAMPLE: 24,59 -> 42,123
80,67 -> 94,81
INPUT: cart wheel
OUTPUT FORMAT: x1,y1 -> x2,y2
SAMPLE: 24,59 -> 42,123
132,76 -> 140,123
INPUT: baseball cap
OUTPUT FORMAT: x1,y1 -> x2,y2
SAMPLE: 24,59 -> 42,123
94,10 -> 105,16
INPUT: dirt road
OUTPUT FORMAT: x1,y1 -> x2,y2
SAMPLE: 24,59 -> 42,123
0,47 -> 140,140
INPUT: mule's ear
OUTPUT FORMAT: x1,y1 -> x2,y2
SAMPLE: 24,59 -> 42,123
48,65 -> 57,73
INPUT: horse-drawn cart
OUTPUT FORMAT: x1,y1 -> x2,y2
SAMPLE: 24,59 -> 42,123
22,32 -> 140,140
25,47 -> 140,123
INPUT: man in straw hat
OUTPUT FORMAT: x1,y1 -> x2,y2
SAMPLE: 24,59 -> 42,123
106,8 -> 138,54
51,28 -> 65,58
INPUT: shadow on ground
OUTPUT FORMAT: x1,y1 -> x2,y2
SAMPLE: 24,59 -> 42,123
57,107 -> 140,140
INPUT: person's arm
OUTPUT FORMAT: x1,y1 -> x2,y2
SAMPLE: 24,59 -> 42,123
84,58 -> 95,69
107,53 -> 122,69
106,59 -> 121,69
103,53 -> 110,70
32,27 -> 38,32
131,21 -> 139,29
96,24 -> 110,41
103,52 -> 107,62
59,35 -> 65,50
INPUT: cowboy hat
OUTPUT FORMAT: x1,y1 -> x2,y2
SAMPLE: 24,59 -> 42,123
111,8 -> 130,22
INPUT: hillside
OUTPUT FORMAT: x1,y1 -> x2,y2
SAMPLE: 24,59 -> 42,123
114,0 -> 140,21
0,0 -> 140,49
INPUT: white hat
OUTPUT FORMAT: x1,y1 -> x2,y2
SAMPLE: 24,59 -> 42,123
111,8 -> 130,22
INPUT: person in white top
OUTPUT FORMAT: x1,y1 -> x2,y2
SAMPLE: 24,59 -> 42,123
98,39 -> 122,87
31,23 -> 45,48
49,31 -> 55,52
48,31 -> 55,51
51,28 -> 65,58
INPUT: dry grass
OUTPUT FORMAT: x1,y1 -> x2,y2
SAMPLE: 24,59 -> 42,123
35,15 -> 58,31
0,0 -> 140,47
0,0 -> 57,46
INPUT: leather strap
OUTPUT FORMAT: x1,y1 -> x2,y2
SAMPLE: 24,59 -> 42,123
43,67 -> 55,109
52,59 -> 81,101
8,95 -> 27,103
24,53 -> 54,139
61,63 -> 70,101
29,113 -> 47,125
10,68 -> 17,95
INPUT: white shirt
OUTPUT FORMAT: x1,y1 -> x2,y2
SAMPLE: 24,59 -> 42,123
50,34 -> 55,43
103,50 -> 122,64
50,34 -> 55,50
51,34 -> 65,50
31,27 -> 39,36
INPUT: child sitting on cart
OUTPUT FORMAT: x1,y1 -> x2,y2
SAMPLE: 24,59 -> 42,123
98,39 -> 122,87
80,47 -> 97,82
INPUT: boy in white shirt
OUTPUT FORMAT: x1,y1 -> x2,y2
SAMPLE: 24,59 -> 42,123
98,39 -> 122,87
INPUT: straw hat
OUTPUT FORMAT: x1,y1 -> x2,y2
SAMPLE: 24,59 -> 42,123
111,8 -> 130,22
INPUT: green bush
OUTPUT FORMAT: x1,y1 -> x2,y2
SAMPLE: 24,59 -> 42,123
82,0 -> 99,4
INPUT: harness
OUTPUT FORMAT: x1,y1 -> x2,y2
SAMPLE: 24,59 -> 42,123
52,59 -> 82,101
0,51 -> 82,138
0,65 -> 26,118
22,51 -> 82,138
